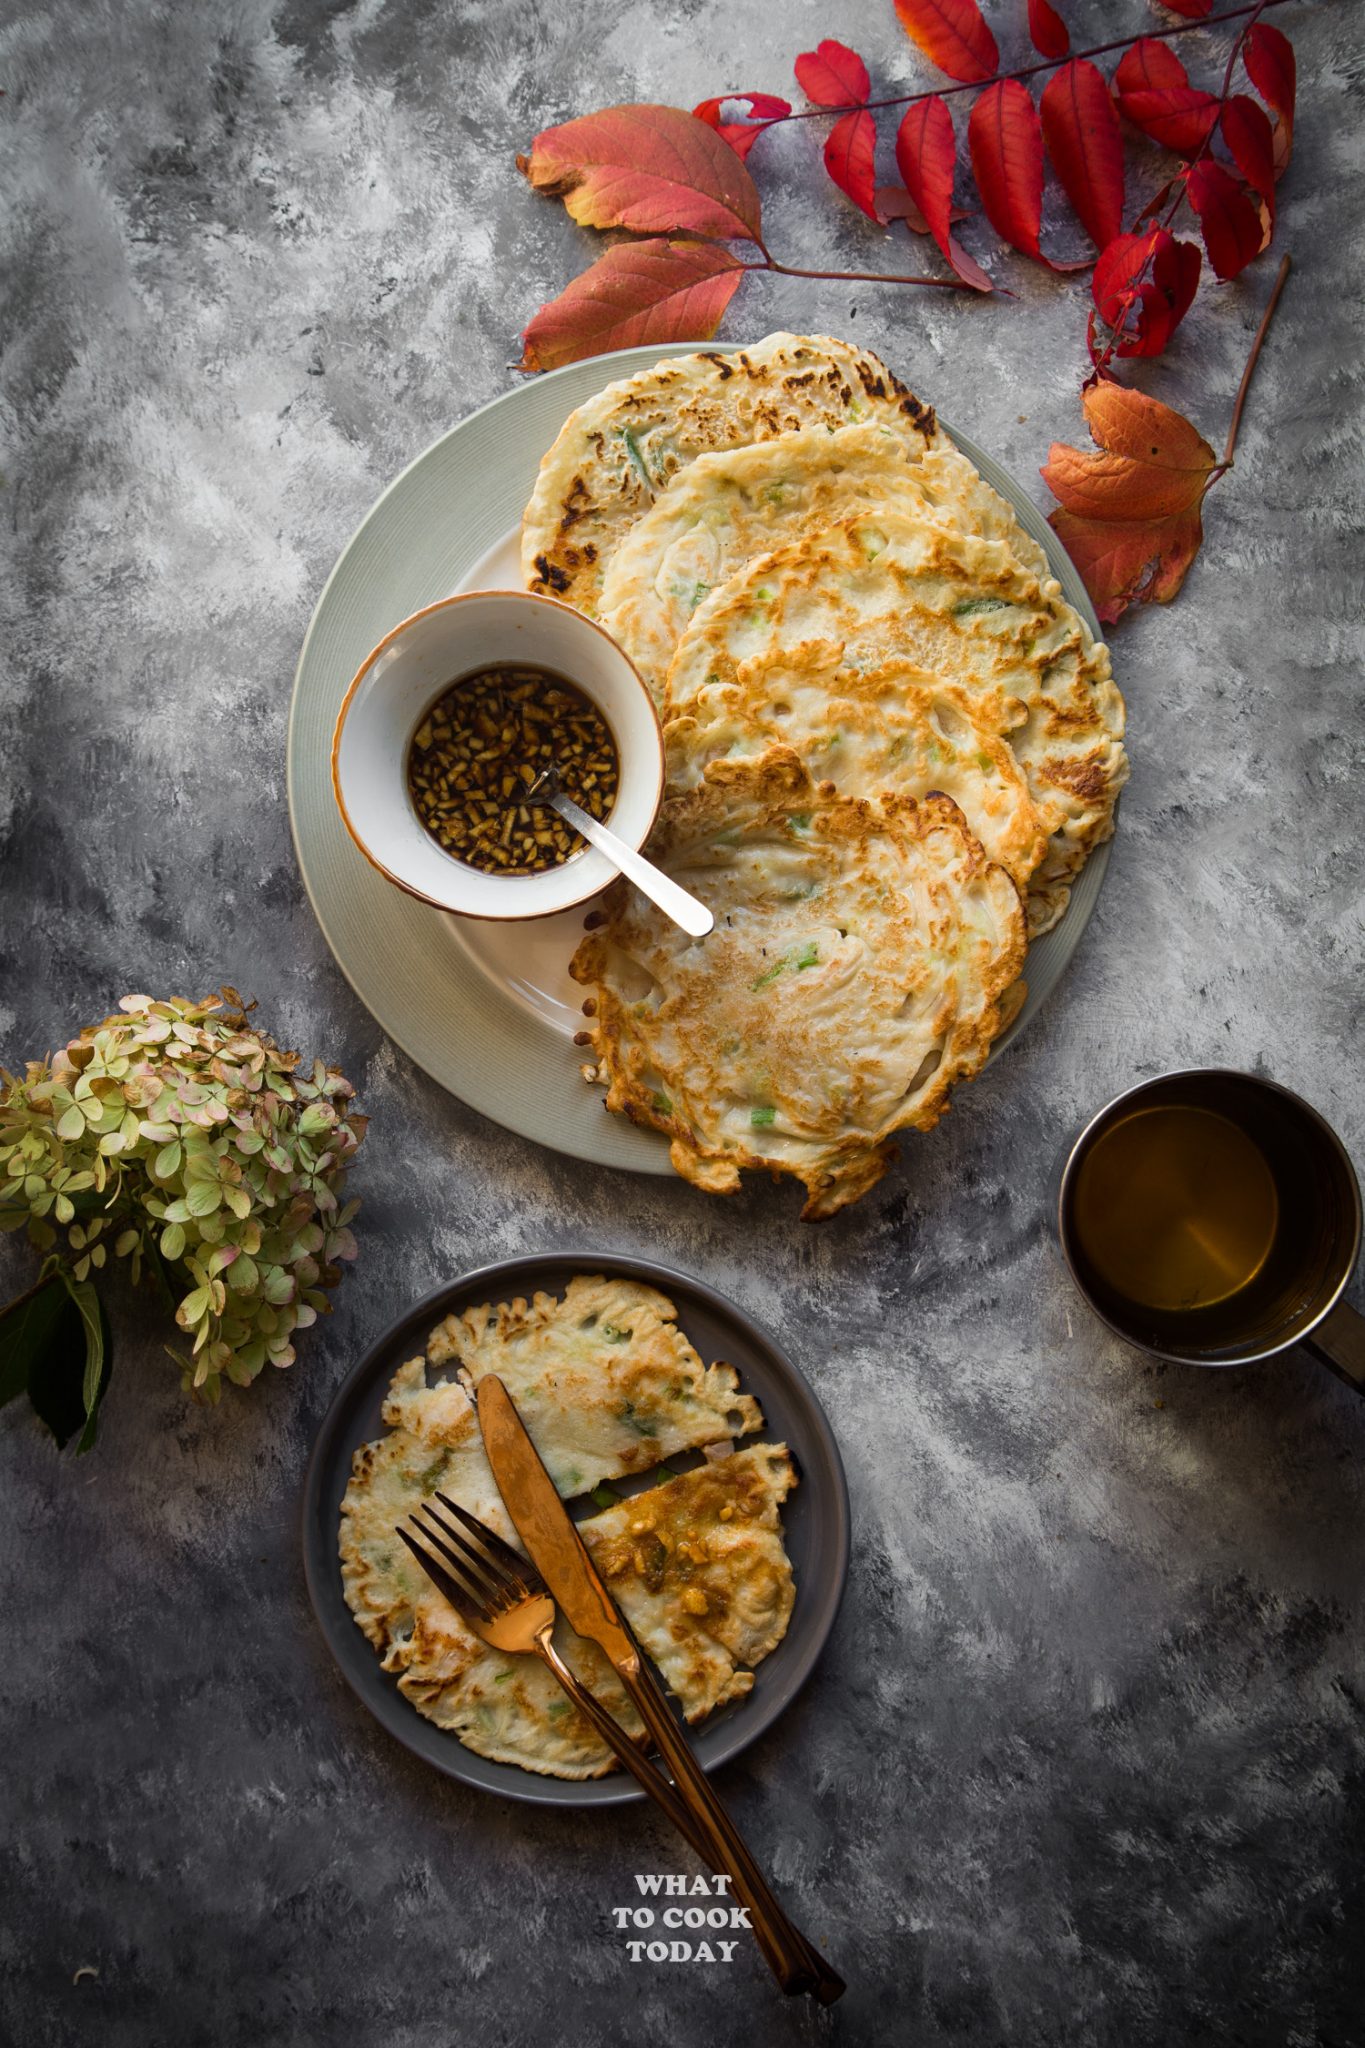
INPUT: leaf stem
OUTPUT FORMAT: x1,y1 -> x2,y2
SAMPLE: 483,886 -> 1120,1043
749,250 -> 970,290
1211,250 -> 1291,477
0,1270 -> 58,1320
768,0 -> 1295,122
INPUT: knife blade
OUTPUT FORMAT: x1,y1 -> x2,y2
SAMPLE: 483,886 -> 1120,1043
475,1374 -> 639,1668
475,1373 -> 845,2004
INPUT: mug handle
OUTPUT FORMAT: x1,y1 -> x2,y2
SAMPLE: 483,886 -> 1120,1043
1304,1300 -> 1365,1394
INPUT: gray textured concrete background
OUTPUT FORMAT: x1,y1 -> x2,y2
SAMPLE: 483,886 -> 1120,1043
1,2 -> 1362,2043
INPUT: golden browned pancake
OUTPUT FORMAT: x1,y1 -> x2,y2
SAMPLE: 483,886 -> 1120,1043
598,421 -> 1052,701
664,513 -> 1127,935
665,648 -> 1048,896
521,333 -> 936,615
571,753 -> 1027,1218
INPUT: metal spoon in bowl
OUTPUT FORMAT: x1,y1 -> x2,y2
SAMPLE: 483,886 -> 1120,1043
520,768 -> 714,939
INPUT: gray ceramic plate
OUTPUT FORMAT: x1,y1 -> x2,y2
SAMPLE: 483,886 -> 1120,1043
301,1252 -> 850,1807
287,342 -> 1111,1171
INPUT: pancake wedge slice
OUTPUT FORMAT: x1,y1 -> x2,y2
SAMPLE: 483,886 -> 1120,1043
426,1273 -> 762,1494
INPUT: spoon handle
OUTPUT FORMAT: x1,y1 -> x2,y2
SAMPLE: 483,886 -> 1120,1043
550,791 -> 714,940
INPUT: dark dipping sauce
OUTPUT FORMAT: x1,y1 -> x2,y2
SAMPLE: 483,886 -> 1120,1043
406,665 -> 620,875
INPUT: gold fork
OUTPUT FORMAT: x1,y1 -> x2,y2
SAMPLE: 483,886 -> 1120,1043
397,1490 -> 712,1857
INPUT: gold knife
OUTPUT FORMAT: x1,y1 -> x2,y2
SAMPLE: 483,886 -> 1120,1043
476,1373 -> 845,2005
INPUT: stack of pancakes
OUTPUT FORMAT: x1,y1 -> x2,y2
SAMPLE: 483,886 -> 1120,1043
522,335 -> 1128,1218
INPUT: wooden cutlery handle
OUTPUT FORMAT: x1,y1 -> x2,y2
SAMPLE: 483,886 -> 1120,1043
620,1662 -> 845,2004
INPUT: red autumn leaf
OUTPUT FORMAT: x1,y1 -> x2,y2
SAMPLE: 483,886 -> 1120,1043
1113,40 -> 1218,157
824,109 -> 881,220
519,238 -> 746,372
1040,60 -> 1125,252
693,93 -> 793,125
519,104 -> 762,243
1088,228 -> 1201,358
893,0 -> 999,85
968,82 -> 1043,259
693,92 -> 792,160
968,80 -> 1085,269
1221,94 -> 1276,206
1116,83 -> 1221,157
876,184 -> 971,235
1155,0 -> 1213,17
1042,379 -> 1218,621
794,40 -> 871,108
896,97 -> 995,290
1027,0 -> 1070,60
1115,38 -> 1190,92
1185,159 -> 1265,279
1244,22 -> 1296,178
714,124 -> 767,161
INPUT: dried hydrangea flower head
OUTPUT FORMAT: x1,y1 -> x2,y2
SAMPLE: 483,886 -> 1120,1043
0,991 -> 365,1408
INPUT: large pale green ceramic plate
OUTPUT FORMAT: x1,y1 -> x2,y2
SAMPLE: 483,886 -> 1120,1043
287,343 -> 1112,1174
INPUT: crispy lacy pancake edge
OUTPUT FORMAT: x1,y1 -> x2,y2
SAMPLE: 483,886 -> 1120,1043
571,753 -> 1028,1219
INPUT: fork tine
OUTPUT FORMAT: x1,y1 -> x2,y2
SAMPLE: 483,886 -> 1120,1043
397,1524 -> 486,1627
415,1505 -> 511,1610
433,1489 -> 545,1592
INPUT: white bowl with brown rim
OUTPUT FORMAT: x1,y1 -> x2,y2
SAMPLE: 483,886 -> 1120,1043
330,591 -> 664,920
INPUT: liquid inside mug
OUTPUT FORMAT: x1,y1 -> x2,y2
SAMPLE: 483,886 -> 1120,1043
1051,1069 -> 1365,1393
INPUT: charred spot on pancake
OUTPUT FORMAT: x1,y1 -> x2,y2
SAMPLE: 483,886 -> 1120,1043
531,551 -> 570,593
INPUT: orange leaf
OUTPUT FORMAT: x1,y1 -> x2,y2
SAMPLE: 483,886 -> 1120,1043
520,105 -> 762,243
894,0 -> 999,85
518,239 -> 746,373
1041,380 -> 1217,621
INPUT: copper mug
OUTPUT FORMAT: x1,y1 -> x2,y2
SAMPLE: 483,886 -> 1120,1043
1051,1069 -> 1365,1393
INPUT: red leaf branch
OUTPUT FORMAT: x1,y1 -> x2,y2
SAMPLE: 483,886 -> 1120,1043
515,1 -> 1299,623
